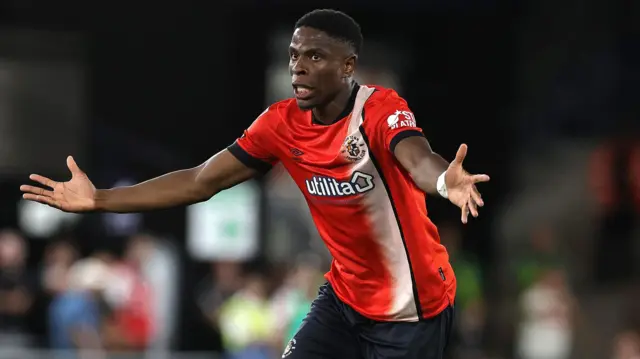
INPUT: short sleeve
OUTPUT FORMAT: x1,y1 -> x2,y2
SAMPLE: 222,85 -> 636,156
227,109 -> 279,173
379,98 -> 425,153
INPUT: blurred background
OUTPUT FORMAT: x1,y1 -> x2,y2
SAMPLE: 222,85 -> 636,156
0,1 -> 638,359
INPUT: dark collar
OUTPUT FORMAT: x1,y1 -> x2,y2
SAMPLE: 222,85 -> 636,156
312,83 -> 360,126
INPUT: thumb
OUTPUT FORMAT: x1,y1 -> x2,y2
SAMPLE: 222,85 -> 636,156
67,156 -> 83,176
451,144 -> 468,167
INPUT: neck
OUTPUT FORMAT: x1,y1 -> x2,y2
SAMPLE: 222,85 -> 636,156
312,80 -> 356,125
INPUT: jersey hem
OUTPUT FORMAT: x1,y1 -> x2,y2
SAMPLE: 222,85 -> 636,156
325,273 -> 452,323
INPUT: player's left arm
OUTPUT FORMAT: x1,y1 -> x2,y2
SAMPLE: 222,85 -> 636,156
392,135 -> 449,194
380,101 -> 490,223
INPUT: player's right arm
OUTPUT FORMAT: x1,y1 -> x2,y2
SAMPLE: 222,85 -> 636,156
20,109 -> 278,213
19,150 -> 255,213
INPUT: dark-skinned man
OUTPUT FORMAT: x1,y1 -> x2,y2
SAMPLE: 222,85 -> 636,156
21,9 -> 489,359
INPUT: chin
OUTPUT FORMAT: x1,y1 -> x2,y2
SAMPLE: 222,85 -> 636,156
296,99 -> 316,111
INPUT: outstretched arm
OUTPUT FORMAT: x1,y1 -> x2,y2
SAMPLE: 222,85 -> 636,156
21,150 -> 258,213
392,136 -> 449,195
22,107 -> 279,213
94,150 -> 257,212
393,137 -> 489,223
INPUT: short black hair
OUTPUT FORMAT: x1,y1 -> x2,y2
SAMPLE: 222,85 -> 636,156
294,9 -> 363,55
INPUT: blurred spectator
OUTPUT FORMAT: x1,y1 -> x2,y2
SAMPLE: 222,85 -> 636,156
48,257 -> 110,353
218,272 -> 275,359
195,261 -> 245,352
612,330 -> 640,359
630,143 -> 640,215
101,235 -> 155,351
92,251 -> 116,265
270,253 -> 324,347
140,235 -> 179,352
514,224 -> 562,291
42,240 -> 80,296
589,139 -> 637,284
516,269 -> 575,359
589,139 -> 640,216
197,261 -> 244,325
30,239 -> 80,347
0,229 -> 35,348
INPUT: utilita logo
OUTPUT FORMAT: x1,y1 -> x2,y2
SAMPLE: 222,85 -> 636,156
305,171 -> 374,197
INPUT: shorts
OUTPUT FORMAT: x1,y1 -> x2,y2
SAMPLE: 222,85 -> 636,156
282,282 -> 455,359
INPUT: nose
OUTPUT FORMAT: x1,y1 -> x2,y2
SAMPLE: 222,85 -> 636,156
290,58 -> 308,76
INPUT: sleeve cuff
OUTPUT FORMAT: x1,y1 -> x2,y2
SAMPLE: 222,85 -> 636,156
227,141 -> 273,174
389,130 -> 425,153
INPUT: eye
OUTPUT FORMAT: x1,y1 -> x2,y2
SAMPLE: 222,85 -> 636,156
311,53 -> 321,61
290,52 -> 299,61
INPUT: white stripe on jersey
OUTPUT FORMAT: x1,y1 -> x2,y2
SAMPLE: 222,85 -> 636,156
347,86 -> 419,321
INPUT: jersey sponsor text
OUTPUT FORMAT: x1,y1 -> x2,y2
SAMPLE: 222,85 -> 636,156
387,110 -> 416,130
305,171 -> 374,197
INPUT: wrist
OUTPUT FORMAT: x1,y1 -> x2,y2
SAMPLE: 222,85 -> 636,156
92,189 -> 108,211
436,171 -> 448,198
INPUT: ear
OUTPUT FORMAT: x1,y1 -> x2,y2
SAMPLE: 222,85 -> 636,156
343,55 -> 357,78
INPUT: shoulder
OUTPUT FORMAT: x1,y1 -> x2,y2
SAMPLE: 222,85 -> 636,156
362,85 -> 411,124
254,98 -> 302,129
365,85 -> 407,104
363,85 -> 409,116
359,85 -> 422,150
244,98 -> 294,135
263,98 -> 302,120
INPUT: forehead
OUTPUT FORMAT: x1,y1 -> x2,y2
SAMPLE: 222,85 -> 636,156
290,27 -> 347,52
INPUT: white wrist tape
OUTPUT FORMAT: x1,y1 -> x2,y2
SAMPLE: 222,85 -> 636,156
436,171 -> 448,198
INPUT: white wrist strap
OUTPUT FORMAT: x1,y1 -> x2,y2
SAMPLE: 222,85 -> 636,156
436,171 -> 448,198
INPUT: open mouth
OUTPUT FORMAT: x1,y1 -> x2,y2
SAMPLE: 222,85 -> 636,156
293,85 -> 315,100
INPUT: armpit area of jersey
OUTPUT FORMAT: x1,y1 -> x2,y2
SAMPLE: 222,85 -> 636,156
227,141 -> 273,174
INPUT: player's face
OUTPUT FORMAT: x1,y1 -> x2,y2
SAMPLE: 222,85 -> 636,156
289,27 -> 356,110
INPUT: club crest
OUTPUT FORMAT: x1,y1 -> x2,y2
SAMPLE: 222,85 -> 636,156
341,135 -> 367,162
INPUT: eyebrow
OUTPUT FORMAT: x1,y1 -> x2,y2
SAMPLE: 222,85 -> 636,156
288,46 -> 327,54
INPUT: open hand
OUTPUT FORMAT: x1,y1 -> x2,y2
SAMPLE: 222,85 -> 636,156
445,144 -> 490,223
20,156 -> 96,212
